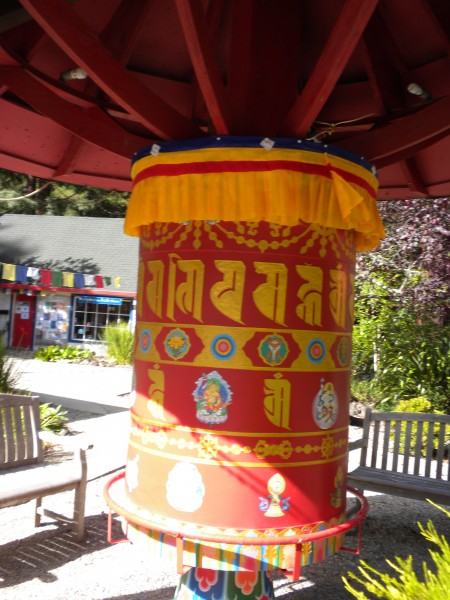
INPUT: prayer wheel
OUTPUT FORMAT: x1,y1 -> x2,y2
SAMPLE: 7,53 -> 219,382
105,137 -> 383,598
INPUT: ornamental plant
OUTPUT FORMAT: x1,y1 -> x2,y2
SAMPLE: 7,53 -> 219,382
35,345 -> 94,362
0,341 -> 67,433
0,337 -> 20,393
343,503 -> 450,599
101,322 -> 134,365
39,402 -> 68,433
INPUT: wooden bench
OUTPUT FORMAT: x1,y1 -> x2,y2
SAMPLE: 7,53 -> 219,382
0,393 -> 91,541
348,407 -> 450,505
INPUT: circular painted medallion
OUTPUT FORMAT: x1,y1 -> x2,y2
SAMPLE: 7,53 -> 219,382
307,338 -> 326,364
258,334 -> 289,366
164,328 -> 190,360
337,336 -> 350,367
210,334 -> 237,360
140,329 -> 152,354
313,379 -> 338,429
166,462 -> 205,512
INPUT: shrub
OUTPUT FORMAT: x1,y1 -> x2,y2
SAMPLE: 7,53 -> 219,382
0,337 -> 21,392
40,402 -> 68,433
343,503 -> 450,599
35,345 -> 94,362
352,301 -> 449,412
101,322 -> 133,365
395,397 -> 434,414
0,341 -> 67,434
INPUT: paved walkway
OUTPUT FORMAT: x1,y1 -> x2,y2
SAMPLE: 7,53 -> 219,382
8,354 -> 134,480
2,355 -> 449,599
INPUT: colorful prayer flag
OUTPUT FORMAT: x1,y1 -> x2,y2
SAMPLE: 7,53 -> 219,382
40,269 -> 52,285
84,274 -> 95,286
16,265 -> 28,284
2,264 -> 16,281
51,270 -> 63,286
74,273 -> 84,288
63,272 -> 74,287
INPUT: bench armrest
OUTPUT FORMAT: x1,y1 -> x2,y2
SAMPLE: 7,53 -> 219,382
348,438 -> 365,451
38,430 -> 93,452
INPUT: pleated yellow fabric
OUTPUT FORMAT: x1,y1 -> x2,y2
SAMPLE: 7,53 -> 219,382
125,139 -> 384,251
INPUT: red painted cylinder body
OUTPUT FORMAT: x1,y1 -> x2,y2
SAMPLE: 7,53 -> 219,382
124,219 -> 355,568
115,136 -> 383,571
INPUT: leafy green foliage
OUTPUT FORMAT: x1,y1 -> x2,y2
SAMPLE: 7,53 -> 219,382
39,402 -> 68,433
0,168 -> 128,217
101,322 -> 134,365
0,337 -> 21,393
343,503 -> 450,599
395,397 -> 434,413
352,198 -> 449,412
34,345 -> 94,362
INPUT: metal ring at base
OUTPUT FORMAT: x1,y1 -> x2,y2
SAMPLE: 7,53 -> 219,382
104,470 -> 368,547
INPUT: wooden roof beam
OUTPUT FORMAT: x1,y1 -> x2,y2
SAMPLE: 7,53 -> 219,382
175,0 -> 233,134
227,0 -> 256,133
20,0 -> 203,140
54,0 -> 155,178
400,158 -> 429,196
100,0 -> 154,65
361,22 -> 428,195
0,66 -> 148,158
339,95 -> 450,167
279,0 -> 379,138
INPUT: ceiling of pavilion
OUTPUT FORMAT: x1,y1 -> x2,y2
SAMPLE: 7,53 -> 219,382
0,0 -> 449,199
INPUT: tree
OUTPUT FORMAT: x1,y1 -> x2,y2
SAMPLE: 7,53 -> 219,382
356,197 -> 449,323
0,168 -> 129,218
352,198 -> 449,411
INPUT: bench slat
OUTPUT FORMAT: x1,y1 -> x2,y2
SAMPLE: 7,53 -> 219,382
348,409 -> 450,505
0,393 -> 89,541
435,423 -> 446,480
347,466 -> 450,505
403,421 -> 412,474
381,420 -> 390,470
392,421 -> 401,471
424,423 -> 434,478
4,407 -> 15,464
370,420 -> 380,468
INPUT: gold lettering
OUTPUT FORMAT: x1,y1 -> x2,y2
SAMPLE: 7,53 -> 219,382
167,254 -> 205,322
147,366 -> 165,421
210,260 -> 246,323
295,265 -> 323,326
263,374 -> 291,430
329,266 -> 347,329
252,263 -> 287,325
145,260 -> 164,319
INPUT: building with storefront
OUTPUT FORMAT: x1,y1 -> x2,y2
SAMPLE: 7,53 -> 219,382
0,214 -> 138,351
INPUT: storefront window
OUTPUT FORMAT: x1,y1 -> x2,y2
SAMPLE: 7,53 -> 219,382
72,295 -> 133,342
35,295 -> 70,346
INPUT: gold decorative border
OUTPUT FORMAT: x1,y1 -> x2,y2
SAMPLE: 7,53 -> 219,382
135,322 -> 352,372
129,416 -> 348,466
140,221 -> 355,260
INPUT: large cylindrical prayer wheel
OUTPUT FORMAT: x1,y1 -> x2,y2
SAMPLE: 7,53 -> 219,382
112,137 -> 383,575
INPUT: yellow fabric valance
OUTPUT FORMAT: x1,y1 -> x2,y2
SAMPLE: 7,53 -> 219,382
125,138 -> 384,251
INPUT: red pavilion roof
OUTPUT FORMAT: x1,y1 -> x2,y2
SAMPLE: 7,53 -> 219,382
0,0 -> 449,199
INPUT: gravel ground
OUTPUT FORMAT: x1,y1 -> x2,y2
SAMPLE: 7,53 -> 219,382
1,470 -> 449,599
1,371 -> 448,599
